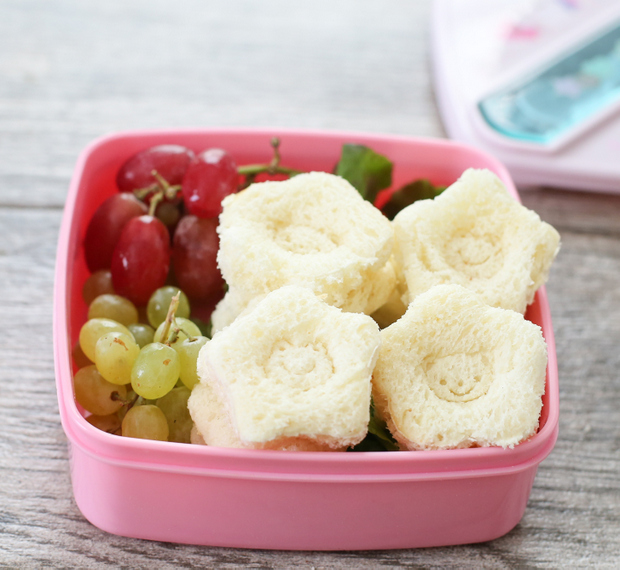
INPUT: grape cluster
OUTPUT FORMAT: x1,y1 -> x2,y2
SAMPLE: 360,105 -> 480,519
76,143 -> 241,441
75,285 -> 204,441
85,144 -> 235,306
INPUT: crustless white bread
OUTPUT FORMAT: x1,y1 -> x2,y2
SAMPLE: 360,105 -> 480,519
190,286 -> 381,450
190,167 -> 558,452
372,284 -> 548,450
392,168 -> 560,314
216,172 -> 396,319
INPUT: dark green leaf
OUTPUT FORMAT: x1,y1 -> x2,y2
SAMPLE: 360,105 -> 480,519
335,144 -> 393,204
366,414 -> 400,451
191,317 -> 212,339
349,433 -> 391,452
381,179 -> 446,220
349,400 -> 400,452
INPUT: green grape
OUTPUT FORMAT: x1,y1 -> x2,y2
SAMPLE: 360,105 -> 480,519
175,335 -> 208,389
131,342 -> 180,399
128,322 -> 155,348
82,269 -> 114,305
95,331 -> 140,386
72,342 -> 92,369
154,317 -> 201,346
121,404 -> 169,441
156,386 -> 193,443
74,365 -> 127,416
86,413 -> 122,434
147,286 -> 191,328
79,318 -> 134,362
116,388 -> 136,422
88,294 -> 139,326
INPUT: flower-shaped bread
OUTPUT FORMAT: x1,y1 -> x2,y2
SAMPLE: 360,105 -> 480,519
217,172 -> 395,315
190,286 -> 381,450
372,284 -> 548,450
211,257 -> 398,335
392,168 -> 560,313
209,286 -> 264,335
188,378 -> 341,451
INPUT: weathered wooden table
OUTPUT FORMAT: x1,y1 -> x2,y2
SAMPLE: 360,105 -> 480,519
1,1 -> 618,567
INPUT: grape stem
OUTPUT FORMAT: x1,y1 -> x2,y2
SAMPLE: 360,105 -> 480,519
237,137 -> 302,188
133,183 -> 159,201
151,170 -> 182,200
159,292 -> 181,346
134,396 -> 148,407
167,325 -> 181,345
125,392 -> 141,413
133,169 -> 182,216
111,391 -> 137,407
148,192 -> 163,217
170,324 -> 197,344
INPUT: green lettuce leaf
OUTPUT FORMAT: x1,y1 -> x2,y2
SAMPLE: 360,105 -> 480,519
350,400 -> 399,452
335,144 -> 393,204
381,179 -> 446,220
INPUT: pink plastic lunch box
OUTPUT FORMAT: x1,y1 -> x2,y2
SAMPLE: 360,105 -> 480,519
54,128 -> 559,550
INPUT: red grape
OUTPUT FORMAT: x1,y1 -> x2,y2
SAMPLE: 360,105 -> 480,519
84,193 -> 148,272
116,144 -> 195,194
154,200 -> 182,235
110,215 -> 171,305
172,215 -> 224,301
181,148 -> 239,218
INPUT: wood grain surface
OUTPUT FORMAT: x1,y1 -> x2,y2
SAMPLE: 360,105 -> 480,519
1,1 -> 618,567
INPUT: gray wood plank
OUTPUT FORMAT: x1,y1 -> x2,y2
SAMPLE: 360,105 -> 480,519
0,0 -> 438,208
1,0 -> 619,567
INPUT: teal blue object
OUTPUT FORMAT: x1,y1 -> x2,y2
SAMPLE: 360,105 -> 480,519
478,22 -> 620,145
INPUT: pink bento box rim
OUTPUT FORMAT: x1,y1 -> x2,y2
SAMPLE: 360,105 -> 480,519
53,128 -> 559,480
